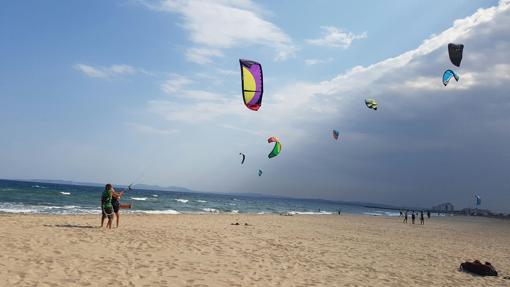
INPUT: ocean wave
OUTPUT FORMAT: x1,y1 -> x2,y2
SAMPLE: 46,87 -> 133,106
138,209 -> 180,215
0,207 -> 38,213
131,197 -> 148,201
175,199 -> 188,203
230,210 -> 239,214
287,211 -> 333,215
196,200 -> 207,203
202,208 -> 219,213
0,203 -> 100,214
32,185 -> 47,189
363,211 -> 400,217
60,192 -> 71,195
152,194 -> 158,197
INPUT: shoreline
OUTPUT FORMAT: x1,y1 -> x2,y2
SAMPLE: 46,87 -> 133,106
1,211 -> 509,222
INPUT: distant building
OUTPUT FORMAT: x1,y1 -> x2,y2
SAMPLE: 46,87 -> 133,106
431,202 -> 455,212
460,208 -> 491,216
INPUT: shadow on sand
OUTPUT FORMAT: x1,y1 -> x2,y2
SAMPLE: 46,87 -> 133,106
44,224 -> 96,229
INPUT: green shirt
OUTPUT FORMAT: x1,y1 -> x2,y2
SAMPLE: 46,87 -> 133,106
101,189 -> 112,209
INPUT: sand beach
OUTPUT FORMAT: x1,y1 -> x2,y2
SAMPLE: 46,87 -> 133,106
1,214 -> 509,286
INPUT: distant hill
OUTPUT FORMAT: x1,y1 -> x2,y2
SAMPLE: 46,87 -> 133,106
23,179 -> 192,193
28,179 -> 103,187
131,184 -> 192,193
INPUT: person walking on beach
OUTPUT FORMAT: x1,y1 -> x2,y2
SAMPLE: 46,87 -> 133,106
427,211 -> 431,219
411,211 -> 416,224
403,210 -> 408,223
420,211 -> 425,225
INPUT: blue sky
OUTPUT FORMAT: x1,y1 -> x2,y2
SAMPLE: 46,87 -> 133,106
1,0 -> 510,211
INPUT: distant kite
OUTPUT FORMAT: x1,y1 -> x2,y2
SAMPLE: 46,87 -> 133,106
475,195 -> 481,207
267,137 -> 281,159
365,99 -> 378,111
258,169 -> 263,177
443,69 -> 459,86
332,130 -> 339,140
240,59 -> 263,111
448,43 -> 464,67
239,153 -> 246,165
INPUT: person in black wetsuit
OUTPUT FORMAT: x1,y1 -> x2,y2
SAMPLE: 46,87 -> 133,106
111,186 -> 125,228
420,211 -> 425,225
411,211 -> 416,224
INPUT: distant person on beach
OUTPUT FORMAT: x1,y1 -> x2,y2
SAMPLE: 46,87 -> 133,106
100,184 -> 123,229
427,211 -> 431,219
399,210 -> 403,217
420,211 -> 425,225
338,209 -> 342,215
411,211 -> 416,224
403,210 -> 408,223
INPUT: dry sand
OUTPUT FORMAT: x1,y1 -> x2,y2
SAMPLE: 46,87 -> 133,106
1,214 -> 509,286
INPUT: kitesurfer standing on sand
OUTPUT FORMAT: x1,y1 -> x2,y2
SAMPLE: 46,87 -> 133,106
100,184 -> 123,229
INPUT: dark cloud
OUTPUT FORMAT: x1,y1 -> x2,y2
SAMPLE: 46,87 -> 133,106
235,1 -> 510,212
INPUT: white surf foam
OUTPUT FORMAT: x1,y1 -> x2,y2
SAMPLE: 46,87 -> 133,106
175,199 -> 188,203
287,211 -> 333,215
202,208 -> 219,213
60,192 -> 71,195
363,211 -> 401,217
139,209 -> 180,214
131,197 -> 148,201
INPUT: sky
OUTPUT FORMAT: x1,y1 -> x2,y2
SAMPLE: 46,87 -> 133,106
1,0 -> 509,212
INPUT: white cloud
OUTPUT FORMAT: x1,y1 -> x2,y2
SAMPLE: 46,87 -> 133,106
257,0 -> 510,209
153,71 -> 242,122
161,74 -> 193,94
305,57 -> 334,66
74,64 -> 140,79
185,47 -> 224,64
126,122 -> 179,135
217,68 -> 238,75
148,97 -> 242,122
306,26 -> 367,48
146,0 -> 296,62
160,74 -> 227,101
221,123 -> 265,137
150,0 -> 510,129
148,0 -> 510,210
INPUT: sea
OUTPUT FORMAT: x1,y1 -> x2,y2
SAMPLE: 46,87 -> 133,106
0,179 -> 401,216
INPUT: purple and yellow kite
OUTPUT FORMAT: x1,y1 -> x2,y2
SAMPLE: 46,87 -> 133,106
267,137 -> 281,159
239,59 -> 263,111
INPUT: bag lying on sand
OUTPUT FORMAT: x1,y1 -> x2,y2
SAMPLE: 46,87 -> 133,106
460,260 -> 498,276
